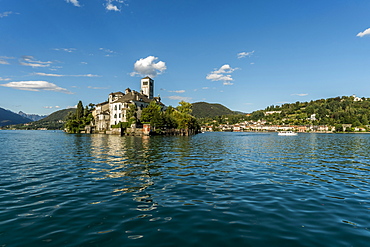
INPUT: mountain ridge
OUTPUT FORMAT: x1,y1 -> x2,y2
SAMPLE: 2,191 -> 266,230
0,107 -> 32,127
192,102 -> 244,118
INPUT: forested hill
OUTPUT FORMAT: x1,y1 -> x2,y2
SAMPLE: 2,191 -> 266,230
192,102 -> 242,118
247,95 -> 370,127
0,107 -> 32,127
2,108 -> 75,129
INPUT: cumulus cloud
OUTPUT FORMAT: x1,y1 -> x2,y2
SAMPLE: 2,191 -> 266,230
130,56 -> 167,78
105,0 -> 125,11
33,72 -> 100,77
106,3 -> 120,11
357,28 -> 370,37
66,0 -> 80,7
0,81 -> 73,94
237,51 -> 255,59
206,64 -> 237,85
167,96 -> 192,101
20,56 -> 52,68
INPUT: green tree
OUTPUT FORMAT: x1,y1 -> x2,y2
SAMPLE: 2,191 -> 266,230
126,104 -> 137,123
76,101 -> 84,120
177,101 -> 192,114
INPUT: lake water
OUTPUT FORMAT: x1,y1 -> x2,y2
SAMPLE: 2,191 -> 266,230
1,130 -> 370,246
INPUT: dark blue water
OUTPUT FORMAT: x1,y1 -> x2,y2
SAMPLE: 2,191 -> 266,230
1,130 -> 369,246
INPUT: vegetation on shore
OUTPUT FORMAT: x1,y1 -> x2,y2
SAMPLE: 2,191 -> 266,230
64,101 -> 95,133
247,96 -> 370,129
64,100 -> 200,134
198,95 -> 370,132
3,95 -> 370,133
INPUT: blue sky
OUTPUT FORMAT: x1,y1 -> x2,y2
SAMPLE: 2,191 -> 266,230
1,0 -> 370,115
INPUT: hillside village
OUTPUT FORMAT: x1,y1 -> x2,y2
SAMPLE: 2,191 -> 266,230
200,95 -> 370,133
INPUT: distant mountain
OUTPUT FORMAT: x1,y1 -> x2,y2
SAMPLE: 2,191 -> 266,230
192,102 -> 244,118
18,111 -> 48,121
1,108 -> 76,129
0,107 -> 32,127
24,108 -> 76,129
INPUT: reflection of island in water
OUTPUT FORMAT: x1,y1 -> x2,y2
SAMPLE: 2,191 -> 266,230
82,133 -> 235,210
89,134 -> 154,191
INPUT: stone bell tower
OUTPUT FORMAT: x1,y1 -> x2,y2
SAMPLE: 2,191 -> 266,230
140,76 -> 154,99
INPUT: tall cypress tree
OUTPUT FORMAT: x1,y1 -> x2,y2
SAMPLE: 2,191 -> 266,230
76,101 -> 84,120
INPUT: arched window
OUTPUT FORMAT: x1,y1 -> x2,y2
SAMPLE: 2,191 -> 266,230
114,105 -> 117,110
114,114 -> 117,118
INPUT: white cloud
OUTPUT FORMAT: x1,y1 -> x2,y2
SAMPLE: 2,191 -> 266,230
105,0 -> 125,11
20,56 -> 52,68
168,90 -> 185,93
87,86 -> 110,89
106,3 -> 120,11
161,88 -> 185,93
53,48 -> 76,53
99,48 -> 116,57
0,77 -> 10,81
291,93 -> 308,96
0,81 -> 73,94
0,56 -> 15,65
44,106 -> 53,109
0,11 -> 17,18
34,72 -> 63,77
167,96 -> 192,101
66,0 -> 80,7
130,56 -> 167,78
55,106 -> 60,108
206,64 -> 237,85
33,72 -> 100,77
0,59 -> 9,65
237,51 -> 254,59
357,28 -> 370,37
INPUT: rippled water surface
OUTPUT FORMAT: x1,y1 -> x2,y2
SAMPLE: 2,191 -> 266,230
1,130 -> 370,246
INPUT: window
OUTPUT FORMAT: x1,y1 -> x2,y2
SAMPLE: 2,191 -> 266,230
114,105 -> 117,110
143,81 -> 148,85
119,113 -> 121,118
118,104 -> 121,110
114,114 -> 117,118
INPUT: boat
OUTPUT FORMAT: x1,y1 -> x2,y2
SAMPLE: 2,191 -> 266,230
278,131 -> 297,136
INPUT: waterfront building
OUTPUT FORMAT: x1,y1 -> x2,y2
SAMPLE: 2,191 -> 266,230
92,77 -> 163,132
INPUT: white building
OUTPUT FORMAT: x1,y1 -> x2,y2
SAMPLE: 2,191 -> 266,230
92,77 -> 162,131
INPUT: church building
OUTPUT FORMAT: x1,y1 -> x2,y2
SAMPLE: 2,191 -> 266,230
92,77 -> 162,132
